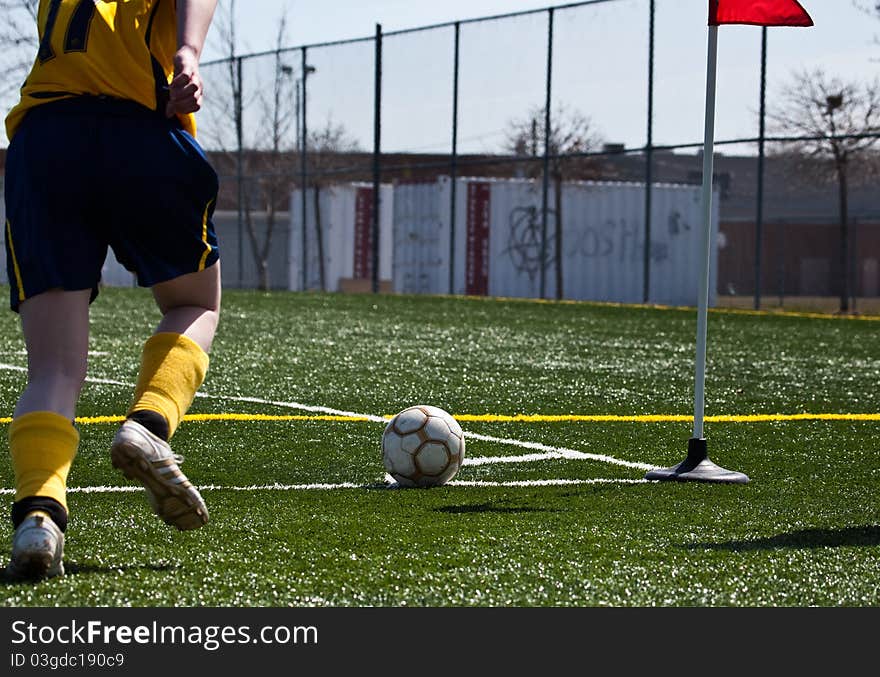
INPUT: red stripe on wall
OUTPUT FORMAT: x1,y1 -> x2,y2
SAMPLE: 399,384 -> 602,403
354,187 -> 374,279
466,182 -> 490,296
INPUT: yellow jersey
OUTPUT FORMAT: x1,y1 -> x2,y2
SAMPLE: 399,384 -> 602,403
5,0 -> 196,141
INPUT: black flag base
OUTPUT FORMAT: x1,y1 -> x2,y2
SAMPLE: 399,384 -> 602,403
645,437 -> 750,484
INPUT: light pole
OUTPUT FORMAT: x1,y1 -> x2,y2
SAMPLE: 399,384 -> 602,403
295,65 -> 316,151
280,64 -> 316,151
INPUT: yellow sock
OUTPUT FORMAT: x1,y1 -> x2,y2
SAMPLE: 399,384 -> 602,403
128,332 -> 209,439
10,411 -> 79,514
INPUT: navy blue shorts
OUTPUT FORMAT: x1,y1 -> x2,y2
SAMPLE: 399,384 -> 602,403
4,96 -> 220,312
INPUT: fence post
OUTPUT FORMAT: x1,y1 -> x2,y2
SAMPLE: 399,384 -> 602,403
851,217 -> 859,312
839,166 -> 850,313
754,27 -> 767,310
235,56 -> 244,289
539,7 -> 554,300
777,220 -> 786,306
300,46 -> 309,291
449,22 -> 461,296
643,0 -> 655,304
372,24 -> 383,294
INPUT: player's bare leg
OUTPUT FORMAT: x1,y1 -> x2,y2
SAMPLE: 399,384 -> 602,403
6,289 -> 89,580
15,289 -> 90,420
152,262 -> 221,352
110,264 -> 220,531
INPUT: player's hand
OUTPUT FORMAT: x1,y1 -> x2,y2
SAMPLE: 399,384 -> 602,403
165,46 -> 204,117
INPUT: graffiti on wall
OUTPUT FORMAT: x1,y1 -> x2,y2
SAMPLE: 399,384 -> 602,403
503,206 -> 556,282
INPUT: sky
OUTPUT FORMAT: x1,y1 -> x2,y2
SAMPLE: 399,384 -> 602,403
197,0 -> 878,156
202,0 -> 592,56
3,1 -> 873,154
204,1 -> 876,56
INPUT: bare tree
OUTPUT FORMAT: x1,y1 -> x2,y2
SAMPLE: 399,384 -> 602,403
852,1 -> 880,20
852,3 -> 880,62
196,1 -> 361,292
199,0 -> 294,291
504,103 -> 603,299
0,0 -> 38,111
197,0 -> 244,154
768,69 -> 880,313
242,12 -> 297,291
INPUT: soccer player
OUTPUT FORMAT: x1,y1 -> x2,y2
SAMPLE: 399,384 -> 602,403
3,0 -> 220,581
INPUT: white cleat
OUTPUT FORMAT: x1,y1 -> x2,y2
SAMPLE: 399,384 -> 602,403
110,419 -> 208,531
6,511 -> 65,581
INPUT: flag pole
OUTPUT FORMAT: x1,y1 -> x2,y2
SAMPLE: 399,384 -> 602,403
646,25 -> 748,484
693,24 -> 717,445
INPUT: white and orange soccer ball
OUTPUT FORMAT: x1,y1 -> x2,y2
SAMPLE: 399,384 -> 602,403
382,405 -> 465,487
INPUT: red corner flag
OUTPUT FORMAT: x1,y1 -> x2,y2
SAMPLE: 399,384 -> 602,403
709,0 -> 813,26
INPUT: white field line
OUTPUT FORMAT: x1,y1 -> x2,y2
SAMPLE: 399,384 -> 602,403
194,392 -> 655,471
0,477 -> 649,496
448,478 -> 649,487
462,433 -> 654,470
0,362 -> 657,473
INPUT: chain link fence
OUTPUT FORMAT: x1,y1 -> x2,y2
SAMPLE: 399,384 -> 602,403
4,0 -> 876,310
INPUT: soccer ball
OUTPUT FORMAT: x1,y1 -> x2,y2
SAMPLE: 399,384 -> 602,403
382,405 -> 465,487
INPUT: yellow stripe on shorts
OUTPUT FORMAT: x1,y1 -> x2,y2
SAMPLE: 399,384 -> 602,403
198,198 -> 215,271
5,220 -> 26,302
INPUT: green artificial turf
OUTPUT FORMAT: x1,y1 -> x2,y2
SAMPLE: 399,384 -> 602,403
1,286 -> 879,606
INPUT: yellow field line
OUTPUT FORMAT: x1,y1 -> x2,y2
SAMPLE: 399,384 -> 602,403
457,413 -> 880,422
448,293 -> 880,322
2,412 -> 880,425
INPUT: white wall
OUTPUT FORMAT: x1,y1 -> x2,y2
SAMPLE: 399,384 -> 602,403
1,177 -> 718,307
396,177 -> 718,306
289,183 -> 394,292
